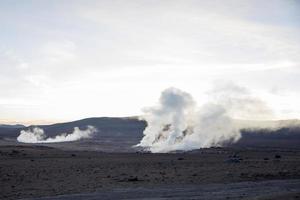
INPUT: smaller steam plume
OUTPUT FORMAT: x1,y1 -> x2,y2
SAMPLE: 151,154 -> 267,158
17,126 -> 97,143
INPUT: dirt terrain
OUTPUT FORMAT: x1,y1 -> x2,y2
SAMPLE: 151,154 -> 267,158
26,179 -> 300,200
1,145 -> 300,199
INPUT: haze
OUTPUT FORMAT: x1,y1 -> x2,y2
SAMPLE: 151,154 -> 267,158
1,0 -> 300,124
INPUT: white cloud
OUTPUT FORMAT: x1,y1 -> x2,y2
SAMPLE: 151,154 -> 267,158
0,0 -> 299,123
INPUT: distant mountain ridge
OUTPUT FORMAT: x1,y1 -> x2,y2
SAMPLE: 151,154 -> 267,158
0,117 -> 146,138
0,124 -> 25,129
0,117 -> 299,151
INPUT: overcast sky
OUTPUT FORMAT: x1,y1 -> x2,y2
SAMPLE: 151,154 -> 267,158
1,0 -> 300,124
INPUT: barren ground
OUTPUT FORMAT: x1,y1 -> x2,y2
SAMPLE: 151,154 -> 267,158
0,145 -> 300,199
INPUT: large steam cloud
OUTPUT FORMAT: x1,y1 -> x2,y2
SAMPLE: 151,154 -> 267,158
136,84 -> 275,153
17,126 -> 97,143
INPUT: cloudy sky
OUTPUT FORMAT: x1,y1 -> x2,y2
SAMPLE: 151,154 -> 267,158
0,0 -> 300,124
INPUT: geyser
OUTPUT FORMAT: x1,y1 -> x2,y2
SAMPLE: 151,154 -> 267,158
136,86 -> 272,153
17,126 -> 97,143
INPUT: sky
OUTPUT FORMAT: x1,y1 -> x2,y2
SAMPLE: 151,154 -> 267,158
0,0 -> 300,124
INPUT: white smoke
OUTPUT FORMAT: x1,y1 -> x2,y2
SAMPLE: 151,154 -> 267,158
17,126 -> 97,143
208,81 -> 273,120
136,85 -> 274,153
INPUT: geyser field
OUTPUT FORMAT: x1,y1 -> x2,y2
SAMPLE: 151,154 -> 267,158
2,0 -> 300,198
0,88 -> 300,199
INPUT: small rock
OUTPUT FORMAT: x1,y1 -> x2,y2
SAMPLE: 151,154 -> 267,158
11,150 -> 19,154
275,154 -> 281,159
226,158 -> 241,163
127,177 -> 139,182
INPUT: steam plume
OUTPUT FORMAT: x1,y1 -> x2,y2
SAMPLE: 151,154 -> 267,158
17,126 -> 97,143
136,85 -> 274,153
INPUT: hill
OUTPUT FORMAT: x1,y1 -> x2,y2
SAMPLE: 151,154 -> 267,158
0,117 -> 299,151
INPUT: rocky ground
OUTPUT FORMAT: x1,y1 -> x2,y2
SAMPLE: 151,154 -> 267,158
0,145 -> 300,199
26,179 -> 300,200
